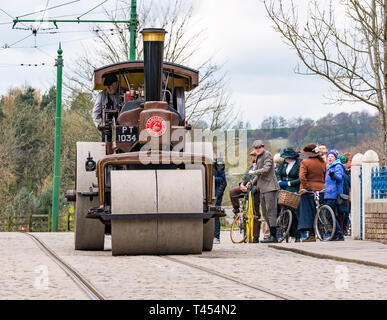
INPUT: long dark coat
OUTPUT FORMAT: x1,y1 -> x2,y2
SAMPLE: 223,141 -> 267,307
337,171 -> 350,213
276,160 -> 301,193
276,159 -> 301,237
297,193 -> 318,231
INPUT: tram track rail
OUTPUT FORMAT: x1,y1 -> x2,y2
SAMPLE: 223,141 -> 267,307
22,232 -> 296,300
162,256 -> 297,300
22,232 -> 106,301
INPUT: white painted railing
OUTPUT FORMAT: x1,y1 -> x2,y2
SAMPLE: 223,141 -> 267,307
351,150 -> 379,239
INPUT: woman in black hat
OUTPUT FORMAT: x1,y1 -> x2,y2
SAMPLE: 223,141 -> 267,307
276,148 -> 301,242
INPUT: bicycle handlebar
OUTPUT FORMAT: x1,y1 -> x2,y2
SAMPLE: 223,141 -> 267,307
299,189 -> 325,193
229,173 -> 243,176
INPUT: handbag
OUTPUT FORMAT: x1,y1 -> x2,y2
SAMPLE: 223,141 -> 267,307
337,193 -> 349,207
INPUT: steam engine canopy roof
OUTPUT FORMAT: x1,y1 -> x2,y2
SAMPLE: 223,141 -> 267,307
93,61 -> 199,92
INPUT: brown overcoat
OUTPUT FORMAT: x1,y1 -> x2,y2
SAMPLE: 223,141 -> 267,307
253,150 -> 280,193
299,157 -> 326,193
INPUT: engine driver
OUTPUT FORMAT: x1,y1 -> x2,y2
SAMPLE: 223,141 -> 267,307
92,73 -> 121,137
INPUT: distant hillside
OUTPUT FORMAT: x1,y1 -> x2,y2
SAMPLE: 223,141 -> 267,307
245,111 -> 377,152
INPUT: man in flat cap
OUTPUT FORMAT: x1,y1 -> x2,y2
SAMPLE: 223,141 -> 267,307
249,140 -> 280,243
92,73 -> 121,138
229,148 -> 262,242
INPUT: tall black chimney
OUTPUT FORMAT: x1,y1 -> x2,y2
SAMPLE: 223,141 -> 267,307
141,28 -> 166,102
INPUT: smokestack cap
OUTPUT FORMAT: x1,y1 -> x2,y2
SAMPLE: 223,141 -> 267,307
141,28 -> 167,42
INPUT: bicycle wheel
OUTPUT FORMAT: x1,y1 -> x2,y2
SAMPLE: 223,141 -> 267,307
246,191 -> 255,243
314,205 -> 336,241
276,208 -> 292,243
230,214 -> 247,243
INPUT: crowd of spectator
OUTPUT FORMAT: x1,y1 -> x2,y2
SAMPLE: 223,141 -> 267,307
213,140 -> 352,244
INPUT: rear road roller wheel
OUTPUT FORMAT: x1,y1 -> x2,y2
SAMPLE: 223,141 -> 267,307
74,193 -> 105,250
202,218 -> 215,251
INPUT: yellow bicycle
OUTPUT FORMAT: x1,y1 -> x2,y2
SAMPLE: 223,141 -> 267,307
230,174 -> 257,243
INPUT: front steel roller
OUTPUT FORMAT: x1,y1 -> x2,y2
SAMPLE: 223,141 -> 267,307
74,193 -> 105,250
111,170 -> 157,255
157,170 -> 203,254
110,169 -> 204,255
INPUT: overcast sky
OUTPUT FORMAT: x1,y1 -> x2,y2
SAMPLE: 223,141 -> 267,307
0,0 -> 374,128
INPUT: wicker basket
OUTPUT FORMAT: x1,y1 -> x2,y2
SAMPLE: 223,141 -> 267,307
278,190 -> 300,209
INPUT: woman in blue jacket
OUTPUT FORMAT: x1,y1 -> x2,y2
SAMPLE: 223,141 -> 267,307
324,150 -> 345,241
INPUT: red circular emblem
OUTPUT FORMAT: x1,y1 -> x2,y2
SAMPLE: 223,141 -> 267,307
146,116 -> 167,137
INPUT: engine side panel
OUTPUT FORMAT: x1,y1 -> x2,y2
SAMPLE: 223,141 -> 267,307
76,142 -> 106,193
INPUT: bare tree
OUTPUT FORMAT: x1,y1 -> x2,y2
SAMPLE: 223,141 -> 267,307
67,0 -> 235,130
263,0 -> 387,157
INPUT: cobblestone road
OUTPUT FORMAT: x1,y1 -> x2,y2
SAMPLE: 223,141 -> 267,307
0,233 -> 88,300
1,232 -> 386,300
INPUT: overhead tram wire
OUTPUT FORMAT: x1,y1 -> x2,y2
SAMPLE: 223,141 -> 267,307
76,0 -> 108,20
35,46 -> 56,60
32,31 -> 120,48
48,4 -> 132,20
14,28 -> 127,35
0,8 -> 29,28
2,30 -> 112,50
0,33 -> 34,51
0,62 -> 50,68
13,0 -> 110,27
16,0 -> 80,19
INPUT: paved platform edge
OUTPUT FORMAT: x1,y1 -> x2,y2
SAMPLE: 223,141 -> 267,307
268,244 -> 387,270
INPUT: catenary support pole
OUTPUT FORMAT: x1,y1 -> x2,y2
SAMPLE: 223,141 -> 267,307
51,43 -> 63,232
129,0 -> 138,61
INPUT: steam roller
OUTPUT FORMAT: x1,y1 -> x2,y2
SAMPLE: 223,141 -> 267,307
66,28 -> 225,255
